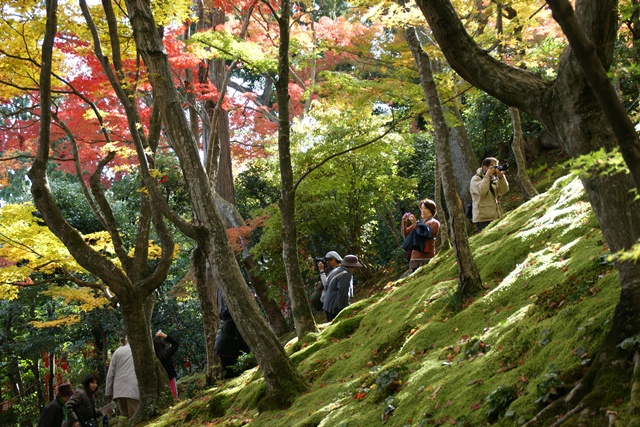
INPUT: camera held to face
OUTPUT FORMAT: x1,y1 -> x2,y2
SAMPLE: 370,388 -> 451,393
315,257 -> 327,265
494,163 -> 509,172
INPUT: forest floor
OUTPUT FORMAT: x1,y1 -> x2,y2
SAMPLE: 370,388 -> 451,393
117,150 -> 631,426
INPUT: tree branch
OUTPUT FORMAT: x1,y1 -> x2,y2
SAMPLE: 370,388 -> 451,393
546,0 -> 640,191
293,114 -> 411,191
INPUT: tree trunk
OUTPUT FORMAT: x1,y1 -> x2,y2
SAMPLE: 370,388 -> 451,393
405,27 -> 482,295
121,296 -> 172,423
434,157 -> 450,250
191,243 -> 221,386
546,0 -> 640,191
215,194 -> 291,336
275,0 -> 318,338
508,106 -> 538,200
208,9 -> 236,205
447,107 -> 478,205
123,0 -> 308,406
415,0 -> 640,421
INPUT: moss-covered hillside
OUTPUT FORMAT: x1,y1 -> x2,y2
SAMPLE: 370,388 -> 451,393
141,174 -> 626,426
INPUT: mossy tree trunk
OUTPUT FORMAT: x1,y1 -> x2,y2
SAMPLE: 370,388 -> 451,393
405,27 -> 482,296
416,0 -> 640,422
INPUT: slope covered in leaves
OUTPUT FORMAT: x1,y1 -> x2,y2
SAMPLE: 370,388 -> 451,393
141,173 -> 623,426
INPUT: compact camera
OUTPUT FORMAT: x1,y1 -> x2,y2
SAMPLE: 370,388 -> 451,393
402,212 -> 413,219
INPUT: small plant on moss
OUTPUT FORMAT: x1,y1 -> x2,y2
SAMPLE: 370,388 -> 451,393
535,364 -> 564,404
381,396 -> 396,421
230,352 -> 258,375
443,285 -> 465,311
464,336 -> 491,358
375,366 -> 407,398
485,385 -> 518,423
618,333 -> 640,352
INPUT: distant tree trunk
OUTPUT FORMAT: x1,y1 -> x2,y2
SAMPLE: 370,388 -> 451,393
215,194 -> 291,336
208,9 -> 235,205
191,243 -> 221,386
416,0 -> 640,421
508,106 -> 538,200
446,107 -> 478,205
406,27 -> 482,296
434,158 -> 450,249
274,0 -> 318,338
123,0 -> 308,407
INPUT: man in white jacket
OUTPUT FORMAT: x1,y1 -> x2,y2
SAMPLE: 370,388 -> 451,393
105,338 -> 139,417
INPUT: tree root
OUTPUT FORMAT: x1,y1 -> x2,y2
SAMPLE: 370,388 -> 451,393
549,403 -> 585,427
522,381 -> 583,427
627,348 -> 640,416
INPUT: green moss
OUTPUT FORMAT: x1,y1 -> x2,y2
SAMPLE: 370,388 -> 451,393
208,392 -> 231,418
232,377 -> 267,410
134,173 -> 635,427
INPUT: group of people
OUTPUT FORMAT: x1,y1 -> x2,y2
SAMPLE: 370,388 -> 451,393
37,330 -> 179,427
400,157 -> 509,271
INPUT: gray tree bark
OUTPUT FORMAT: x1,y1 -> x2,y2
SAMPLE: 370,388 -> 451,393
405,27 -> 482,296
447,107 -> 478,205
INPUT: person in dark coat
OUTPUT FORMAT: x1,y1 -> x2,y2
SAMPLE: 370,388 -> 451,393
214,288 -> 250,379
37,383 -> 75,427
67,374 -> 112,427
153,330 -> 180,398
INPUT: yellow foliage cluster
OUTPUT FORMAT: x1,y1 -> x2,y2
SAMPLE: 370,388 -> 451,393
0,204 -> 85,298
30,315 -> 82,329
43,285 -> 110,313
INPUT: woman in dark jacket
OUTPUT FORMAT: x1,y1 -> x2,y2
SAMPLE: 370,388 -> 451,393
154,330 -> 180,398
66,374 -> 108,427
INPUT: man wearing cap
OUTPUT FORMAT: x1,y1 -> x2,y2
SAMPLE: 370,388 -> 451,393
323,254 -> 364,322
37,383 -> 77,427
317,251 -> 343,309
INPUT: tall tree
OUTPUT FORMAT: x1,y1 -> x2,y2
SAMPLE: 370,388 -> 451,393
272,0 -> 318,337
415,0 -> 640,421
405,27 -> 481,296
27,0 -> 178,420
122,0 -> 309,409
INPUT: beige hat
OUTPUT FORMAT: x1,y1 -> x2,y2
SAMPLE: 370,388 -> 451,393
342,255 -> 364,268
325,251 -> 343,262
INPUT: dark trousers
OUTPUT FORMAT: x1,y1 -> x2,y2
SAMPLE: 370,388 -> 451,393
325,311 -> 337,322
475,221 -> 491,232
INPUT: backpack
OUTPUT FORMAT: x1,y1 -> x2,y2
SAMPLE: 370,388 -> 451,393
464,201 -> 473,222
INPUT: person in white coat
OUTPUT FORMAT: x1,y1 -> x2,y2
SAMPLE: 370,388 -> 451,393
469,157 -> 509,231
105,338 -> 139,417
